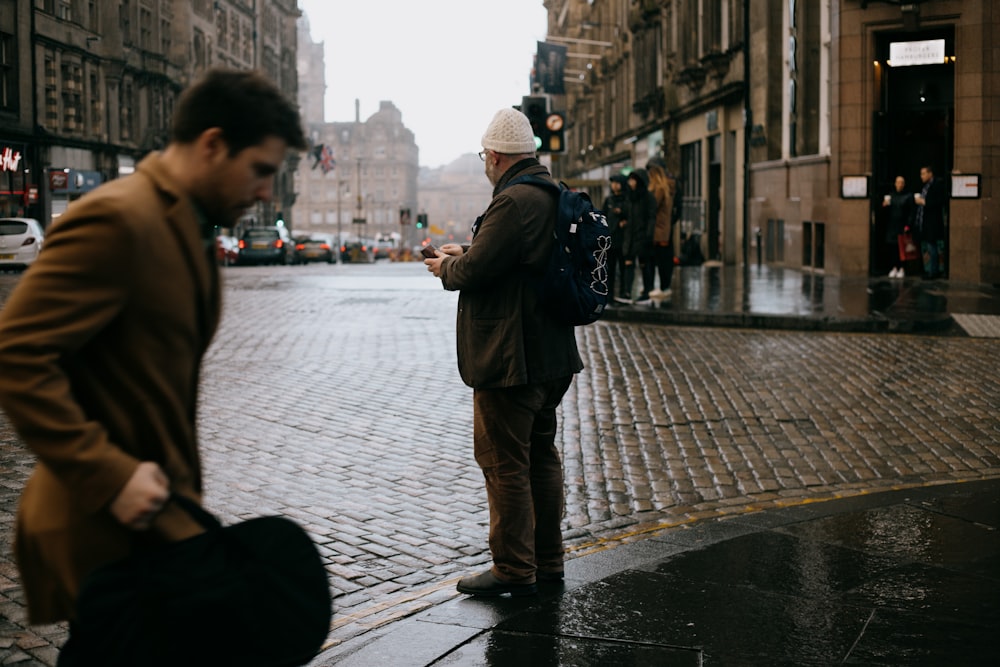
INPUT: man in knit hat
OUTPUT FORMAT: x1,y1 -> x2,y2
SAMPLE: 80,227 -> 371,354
425,108 -> 583,597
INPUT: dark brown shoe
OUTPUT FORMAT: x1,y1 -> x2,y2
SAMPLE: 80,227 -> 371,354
456,570 -> 537,597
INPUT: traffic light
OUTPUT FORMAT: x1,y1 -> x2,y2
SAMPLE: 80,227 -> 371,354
544,112 -> 565,153
520,96 -> 564,153
521,95 -> 547,152
416,213 -> 427,229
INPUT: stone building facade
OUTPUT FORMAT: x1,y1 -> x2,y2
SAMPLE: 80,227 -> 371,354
292,12 -> 419,247
547,0 -> 998,283
0,0 -> 300,231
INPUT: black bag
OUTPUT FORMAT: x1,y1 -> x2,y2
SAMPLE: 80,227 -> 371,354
70,494 -> 332,667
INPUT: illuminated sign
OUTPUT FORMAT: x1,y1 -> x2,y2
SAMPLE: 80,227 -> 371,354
889,39 -> 946,67
1,146 -> 22,173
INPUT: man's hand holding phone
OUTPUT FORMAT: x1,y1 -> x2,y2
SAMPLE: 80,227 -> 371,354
424,243 -> 463,277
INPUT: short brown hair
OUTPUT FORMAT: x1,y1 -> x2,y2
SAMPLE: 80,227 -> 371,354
170,69 -> 307,154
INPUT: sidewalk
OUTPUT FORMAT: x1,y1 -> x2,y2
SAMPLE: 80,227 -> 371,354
314,266 -> 1000,666
602,264 -> 1000,336
317,478 -> 1000,666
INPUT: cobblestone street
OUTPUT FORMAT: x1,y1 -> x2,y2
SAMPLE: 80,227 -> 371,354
2,262 -> 998,664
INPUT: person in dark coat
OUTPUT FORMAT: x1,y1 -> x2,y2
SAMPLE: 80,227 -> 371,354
602,174 -> 629,302
914,164 -> 948,279
425,108 -> 583,597
881,175 -> 915,278
620,168 -> 657,303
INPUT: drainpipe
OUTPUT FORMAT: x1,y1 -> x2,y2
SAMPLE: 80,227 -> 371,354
742,0 -> 751,268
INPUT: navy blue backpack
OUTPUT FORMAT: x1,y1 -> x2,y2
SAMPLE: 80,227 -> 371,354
505,175 -> 611,326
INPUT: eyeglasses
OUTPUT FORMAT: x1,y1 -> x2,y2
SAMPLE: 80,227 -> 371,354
478,150 -> 489,161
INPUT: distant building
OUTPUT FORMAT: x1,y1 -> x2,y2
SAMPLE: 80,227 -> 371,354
293,12 -> 418,244
417,155 -> 494,245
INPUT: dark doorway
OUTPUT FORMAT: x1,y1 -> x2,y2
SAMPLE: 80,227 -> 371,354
871,28 -> 953,277
708,135 -> 721,261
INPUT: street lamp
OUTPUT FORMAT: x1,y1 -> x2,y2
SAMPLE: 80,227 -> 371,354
336,178 -> 346,262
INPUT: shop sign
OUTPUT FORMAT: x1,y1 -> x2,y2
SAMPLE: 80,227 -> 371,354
49,169 -> 102,193
889,39 -> 945,67
1,146 -> 22,173
49,170 -> 69,190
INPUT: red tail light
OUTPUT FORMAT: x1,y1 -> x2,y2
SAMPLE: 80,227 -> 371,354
238,239 -> 247,249
295,243 -> 305,251
340,245 -> 346,252
275,240 -> 284,249
319,243 -> 330,250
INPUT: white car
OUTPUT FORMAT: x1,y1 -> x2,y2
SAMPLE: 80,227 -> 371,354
0,218 -> 45,270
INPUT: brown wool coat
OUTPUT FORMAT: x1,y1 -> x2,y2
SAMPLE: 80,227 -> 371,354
0,154 -> 219,623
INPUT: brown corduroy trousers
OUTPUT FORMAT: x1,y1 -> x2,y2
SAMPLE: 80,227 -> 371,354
472,375 -> 574,583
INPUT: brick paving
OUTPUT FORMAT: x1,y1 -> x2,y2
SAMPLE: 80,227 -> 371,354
1,263 -> 998,664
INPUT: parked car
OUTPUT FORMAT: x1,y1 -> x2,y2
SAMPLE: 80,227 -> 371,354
237,226 -> 293,265
0,217 -> 45,271
215,235 -> 240,266
372,234 -> 397,260
340,240 -> 375,264
293,236 -> 334,264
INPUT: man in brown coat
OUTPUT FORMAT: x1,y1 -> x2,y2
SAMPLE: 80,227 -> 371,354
425,108 -> 583,596
0,69 -> 305,632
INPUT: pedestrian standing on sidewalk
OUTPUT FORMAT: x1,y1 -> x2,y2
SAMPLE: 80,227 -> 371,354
0,69 -> 306,659
914,164 -> 948,279
881,175 -> 915,279
424,108 -> 583,597
646,159 -> 677,298
602,173 -> 630,304
620,168 -> 657,304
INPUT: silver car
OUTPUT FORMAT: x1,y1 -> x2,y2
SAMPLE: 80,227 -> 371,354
0,218 -> 45,270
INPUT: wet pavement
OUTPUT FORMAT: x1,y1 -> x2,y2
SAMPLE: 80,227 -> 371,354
0,261 -> 998,665
603,263 -> 1000,336
326,478 -> 999,666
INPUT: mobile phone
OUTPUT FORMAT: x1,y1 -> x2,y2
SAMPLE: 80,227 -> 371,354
420,244 -> 438,259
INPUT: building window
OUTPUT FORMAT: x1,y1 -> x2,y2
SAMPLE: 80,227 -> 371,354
44,56 -> 57,128
140,8 -> 152,50
0,32 -> 16,112
703,0 -> 722,53
121,81 -> 134,141
217,7 -> 227,51
61,63 -> 82,133
787,0 -> 822,157
193,29 -> 206,71
121,0 -> 132,45
161,19 -> 171,54
89,71 -> 101,135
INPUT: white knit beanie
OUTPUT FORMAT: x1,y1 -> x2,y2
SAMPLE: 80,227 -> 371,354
481,108 -> 537,155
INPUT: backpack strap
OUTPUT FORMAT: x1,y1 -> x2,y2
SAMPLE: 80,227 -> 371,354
501,173 -> 561,197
